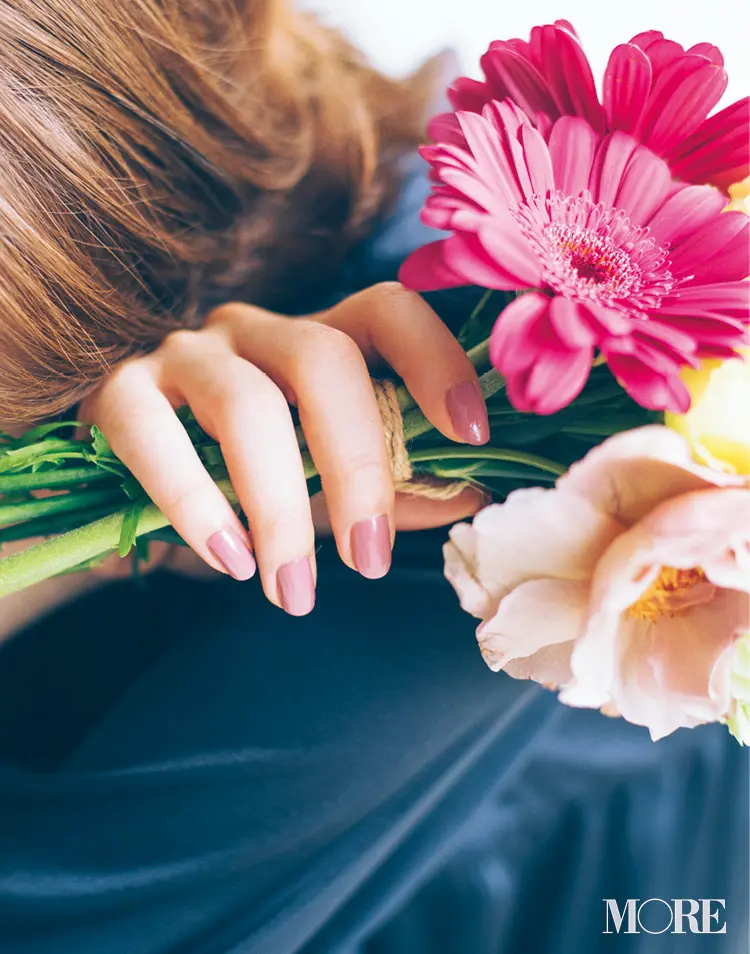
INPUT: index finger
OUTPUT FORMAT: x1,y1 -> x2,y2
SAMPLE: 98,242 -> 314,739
314,282 -> 489,446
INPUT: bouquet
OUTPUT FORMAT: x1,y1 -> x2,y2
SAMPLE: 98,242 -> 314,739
1,22 -> 749,743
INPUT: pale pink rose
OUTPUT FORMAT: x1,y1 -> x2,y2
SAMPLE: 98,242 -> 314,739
444,425 -> 750,739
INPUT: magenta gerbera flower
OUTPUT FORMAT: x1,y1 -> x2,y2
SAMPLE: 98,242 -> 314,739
430,21 -> 749,193
399,102 -> 750,415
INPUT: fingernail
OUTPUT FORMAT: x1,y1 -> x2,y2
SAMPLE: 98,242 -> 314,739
277,557 -> 315,616
446,380 -> 490,445
351,514 -> 392,580
207,527 -> 256,581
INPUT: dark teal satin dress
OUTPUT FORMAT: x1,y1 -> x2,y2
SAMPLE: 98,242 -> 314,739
0,160 -> 746,954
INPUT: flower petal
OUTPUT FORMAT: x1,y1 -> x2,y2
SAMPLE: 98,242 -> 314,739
557,425 -> 747,526
523,342 -> 594,414
638,56 -> 727,154
548,117 -> 598,194
477,219 -> 542,287
427,112 -> 466,147
660,282 -> 750,320
589,132 -> 639,208
600,615 -> 721,739
547,296 -> 597,348
614,145 -> 674,225
478,578 -> 588,673
687,43 -> 724,68
448,76 -> 492,113
398,239 -> 468,291
483,100 -> 536,200
519,123 -> 554,196
443,231 -> 527,290
603,43 -> 652,133
637,488 -> 750,592
668,211 -> 750,286
480,45 -> 560,121
443,522 -> 493,619
489,292 -> 551,375
456,109 -> 527,207
504,642 -> 575,687
628,30 -> 666,53
568,494 -> 750,738
605,353 -> 691,412
638,37 -> 685,79
646,184 -> 727,248
668,97 -> 750,190
446,488 -> 623,614
532,23 -> 604,131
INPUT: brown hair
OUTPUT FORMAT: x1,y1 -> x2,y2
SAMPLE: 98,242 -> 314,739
0,0 -> 436,423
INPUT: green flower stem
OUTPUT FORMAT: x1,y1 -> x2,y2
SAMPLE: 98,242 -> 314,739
0,480 -> 239,597
395,337 -> 494,414
467,338 -> 492,372
0,359 -> 506,596
0,508 -> 162,596
0,503 -> 127,544
0,467 -> 114,494
402,368 -> 505,443
407,445 -> 567,477
0,487 -> 126,528
0,439 -> 87,474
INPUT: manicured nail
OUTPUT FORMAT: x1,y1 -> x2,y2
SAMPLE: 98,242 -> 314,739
446,380 -> 490,445
351,514 -> 392,579
277,557 -> 315,616
207,527 -> 256,581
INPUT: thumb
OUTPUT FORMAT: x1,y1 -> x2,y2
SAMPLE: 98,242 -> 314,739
392,484 -> 488,531
310,484 -> 488,535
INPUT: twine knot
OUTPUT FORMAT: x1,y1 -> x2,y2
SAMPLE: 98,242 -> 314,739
373,379 -> 472,501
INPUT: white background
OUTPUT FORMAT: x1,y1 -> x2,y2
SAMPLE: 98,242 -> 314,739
303,0 -> 749,107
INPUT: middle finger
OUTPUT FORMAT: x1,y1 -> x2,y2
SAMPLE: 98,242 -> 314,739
214,305 -> 396,579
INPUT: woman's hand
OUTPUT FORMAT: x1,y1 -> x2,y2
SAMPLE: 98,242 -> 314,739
80,283 -> 489,615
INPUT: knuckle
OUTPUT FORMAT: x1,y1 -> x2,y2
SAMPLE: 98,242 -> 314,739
160,328 -> 202,359
210,365 -> 284,425
371,280 -> 410,299
340,455 -> 393,498
255,503 -> 312,547
296,321 -> 361,366
90,358 -> 151,417
204,301 -> 260,330
158,482 -> 207,524
366,281 -> 414,310
107,356 -> 150,391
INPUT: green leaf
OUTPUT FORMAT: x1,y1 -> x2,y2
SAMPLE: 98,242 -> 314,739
0,439 -> 87,475
199,444 -> 226,468
91,425 -> 114,459
0,487 -> 125,528
145,527 -> 187,547
134,535 -> 151,565
457,290 -> 503,350
11,421 -> 85,448
118,498 -> 149,558
56,551 -> 114,575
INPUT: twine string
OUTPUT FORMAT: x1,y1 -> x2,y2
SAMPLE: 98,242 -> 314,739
372,379 -> 471,501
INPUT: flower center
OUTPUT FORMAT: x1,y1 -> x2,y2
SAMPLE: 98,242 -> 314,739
626,566 -> 713,622
513,190 -> 676,311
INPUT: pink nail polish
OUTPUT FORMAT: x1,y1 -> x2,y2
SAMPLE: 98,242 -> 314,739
277,557 -> 315,616
446,380 -> 490,445
207,527 -> 256,581
351,515 -> 392,579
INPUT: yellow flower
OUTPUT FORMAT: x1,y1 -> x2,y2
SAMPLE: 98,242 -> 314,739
665,353 -> 750,475
725,631 -> 750,746
726,176 -> 750,215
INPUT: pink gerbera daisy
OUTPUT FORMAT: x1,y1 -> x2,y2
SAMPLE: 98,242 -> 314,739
399,102 -> 750,415
431,21 -> 749,192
